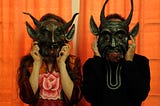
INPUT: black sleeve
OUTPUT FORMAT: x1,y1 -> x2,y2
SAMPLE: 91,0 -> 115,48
123,55 -> 150,103
82,56 -> 103,104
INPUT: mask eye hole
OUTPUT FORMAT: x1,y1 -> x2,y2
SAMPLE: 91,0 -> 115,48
101,30 -> 111,36
51,41 -> 64,49
51,43 -> 59,49
100,30 -> 111,42
115,30 -> 127,40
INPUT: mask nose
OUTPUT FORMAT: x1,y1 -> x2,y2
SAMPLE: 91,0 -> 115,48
111,37 -> 116,47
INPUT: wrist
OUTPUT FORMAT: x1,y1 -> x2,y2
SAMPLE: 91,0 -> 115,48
125,59 -> 133,61
33,61 -> 42,67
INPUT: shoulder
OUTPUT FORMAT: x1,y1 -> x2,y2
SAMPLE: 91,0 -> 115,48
134,54 -> 149,62
67,55 -> 81,70
83,56 -> 104,70
18,55 -> 33,77
68,55 -> 81,66
68,55 -> 80,63
84,56 -> 103,65
19,55 -> 33,68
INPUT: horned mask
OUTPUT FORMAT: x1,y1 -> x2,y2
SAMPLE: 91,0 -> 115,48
90,0 -> 139,62
24,12 -> 78,62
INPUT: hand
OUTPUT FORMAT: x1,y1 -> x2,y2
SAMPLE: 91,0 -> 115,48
30,41 -> 43,64
125,35 -> 136,61
92,37 -> 101,57
57,44 -> 70,67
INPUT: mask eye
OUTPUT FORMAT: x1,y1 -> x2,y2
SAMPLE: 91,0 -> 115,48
98,31 -> 110,47
51,43 -> 59,49
115,30 -> 127,40
101,30 -> 111,36
100,30 -> 111,40
51,42 -> 64,49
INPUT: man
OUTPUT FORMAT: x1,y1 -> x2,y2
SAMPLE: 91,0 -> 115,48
82,0 -> 150,106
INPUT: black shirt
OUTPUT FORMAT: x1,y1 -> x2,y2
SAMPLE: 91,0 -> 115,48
82,54 -> 150,106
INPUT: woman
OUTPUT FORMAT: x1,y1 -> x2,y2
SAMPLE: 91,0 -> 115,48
17,12 -> 82,106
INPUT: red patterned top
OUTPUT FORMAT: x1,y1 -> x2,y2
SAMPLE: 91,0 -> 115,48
18,55 -> 82,106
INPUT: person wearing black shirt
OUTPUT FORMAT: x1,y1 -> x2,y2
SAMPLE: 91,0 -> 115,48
82,0 -> 150,106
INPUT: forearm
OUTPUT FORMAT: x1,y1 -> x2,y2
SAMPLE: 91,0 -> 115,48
59,62 -> 74,100
123,60 -> 150,101
29,62 -> 41,94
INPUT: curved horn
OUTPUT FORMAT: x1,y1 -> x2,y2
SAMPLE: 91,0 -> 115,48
61,13 -> 79,31
100,0 -> 109,23
25,22 -> 38,40
124,0 -> 133,25
66,24 -> 75,42
23,12 -> 41,28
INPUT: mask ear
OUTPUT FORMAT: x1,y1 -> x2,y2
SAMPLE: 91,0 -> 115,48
129,22 -> 139,38
90,16 -> 99,36
66,24 -> 75,41
26,21 -> 39,40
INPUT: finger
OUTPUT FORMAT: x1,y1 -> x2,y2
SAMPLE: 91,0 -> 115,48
64,44 -> 70,49
58,51 -> 64,57
32,41 -> 38,46
32,44 -> 40,51
62,44 -> 70,51
95,36 -> 99,40
129,44 -> 136,49
30,50 -> 38,56
130,35 -> 136,44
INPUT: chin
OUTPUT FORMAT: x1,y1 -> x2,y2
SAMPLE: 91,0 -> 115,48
43,56 -> 56,64
105,52 -> 124,62
106,57 -> 120,62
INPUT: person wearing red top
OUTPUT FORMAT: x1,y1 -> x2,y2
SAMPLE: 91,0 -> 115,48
17,12 -> 82,106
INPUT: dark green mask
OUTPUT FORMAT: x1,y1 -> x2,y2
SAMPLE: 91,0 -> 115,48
90,0 -> 139,61
24,12 -> 78,58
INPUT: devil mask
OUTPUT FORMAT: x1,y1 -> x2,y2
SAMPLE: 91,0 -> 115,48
90,0 -> 139,62
24,12 -> 78,63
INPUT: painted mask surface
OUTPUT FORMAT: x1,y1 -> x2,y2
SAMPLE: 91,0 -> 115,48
24,12 -> 78,63
90,0 -> 139,62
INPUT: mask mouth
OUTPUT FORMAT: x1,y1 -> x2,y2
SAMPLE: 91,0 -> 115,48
106,52 -> 123,62
101,46 -> 124,62
41,48 -> 59,64
38,42 -> 61,57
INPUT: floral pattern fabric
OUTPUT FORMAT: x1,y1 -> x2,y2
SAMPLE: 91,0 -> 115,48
18,55 -> 82,106
39,71 -> 62,100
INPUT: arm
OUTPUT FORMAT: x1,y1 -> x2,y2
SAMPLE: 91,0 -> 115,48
57,44 -> 73,100
18,55 -> 39,104
66,55 -> 82,104
57,44 -> 82,104
29,41 -> 43,94
82,57 -> 102,104
124,36 -> 150,102
123,55 -> 150,102
18,41 -> 42,104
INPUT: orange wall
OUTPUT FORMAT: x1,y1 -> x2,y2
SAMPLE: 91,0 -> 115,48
0,0 -> 160,105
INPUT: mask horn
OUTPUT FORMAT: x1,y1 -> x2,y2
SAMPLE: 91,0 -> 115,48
60,13 -> 79,32
124,0 -> 133,25
65,24 -> 75,41
100,0 -> 109,23
25,22 -> 38,40
54,13 -> 78,41
129,22 -> 139,38
90,16 -> 99,36
23,12 -> 41,28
